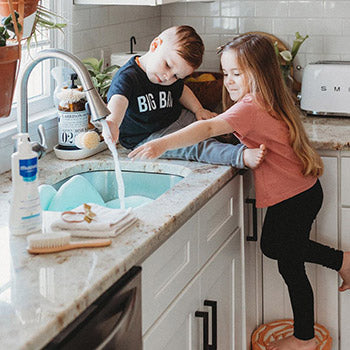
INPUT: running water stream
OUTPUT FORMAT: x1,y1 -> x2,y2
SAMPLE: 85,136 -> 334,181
100,120 -> 126,209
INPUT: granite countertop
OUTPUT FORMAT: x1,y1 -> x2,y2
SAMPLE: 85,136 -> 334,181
0,148 -> 236,350
0,115 -> 348,350
301,115 -> 350,151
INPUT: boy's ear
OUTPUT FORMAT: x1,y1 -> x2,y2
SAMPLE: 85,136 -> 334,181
150,37 -> 163,52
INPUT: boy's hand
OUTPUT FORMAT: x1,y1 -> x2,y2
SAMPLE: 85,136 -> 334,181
195,108 -> 217,121
128,139 -> 166,160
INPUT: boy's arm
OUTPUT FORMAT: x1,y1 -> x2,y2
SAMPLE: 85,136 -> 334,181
105,94 -> 129,143
179,85 -> 217,120
128,117 -> 233,160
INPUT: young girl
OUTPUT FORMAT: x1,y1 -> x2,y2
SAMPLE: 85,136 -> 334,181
129,33 -> 350,350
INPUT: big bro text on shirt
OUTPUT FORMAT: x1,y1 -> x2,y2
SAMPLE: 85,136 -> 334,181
137,91 -> 173,112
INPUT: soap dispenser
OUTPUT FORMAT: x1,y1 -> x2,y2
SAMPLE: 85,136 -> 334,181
9,133 -> 42,236
56,73 -> 89,150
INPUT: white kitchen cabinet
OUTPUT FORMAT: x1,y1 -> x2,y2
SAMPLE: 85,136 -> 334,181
143,228 -> 243,350
242,170 -> 263,349
73,0 -> 211,5
142,175 -> 246,350
339,155 -> 350,350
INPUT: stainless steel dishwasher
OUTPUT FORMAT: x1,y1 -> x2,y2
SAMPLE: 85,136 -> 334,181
44,266 -> 142,350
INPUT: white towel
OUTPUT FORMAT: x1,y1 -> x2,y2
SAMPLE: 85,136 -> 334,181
44,203 -> 137,238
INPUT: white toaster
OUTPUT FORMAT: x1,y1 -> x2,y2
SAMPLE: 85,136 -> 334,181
300,61 -> 350,117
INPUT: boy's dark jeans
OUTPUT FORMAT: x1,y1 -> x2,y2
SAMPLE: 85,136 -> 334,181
260,179 -> 343,340
136,109 -> 247,169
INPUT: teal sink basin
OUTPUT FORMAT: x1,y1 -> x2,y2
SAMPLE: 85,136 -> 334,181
40,170 -> 183,211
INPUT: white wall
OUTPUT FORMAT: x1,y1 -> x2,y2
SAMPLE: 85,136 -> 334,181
161,0 -> 350,82
70,4 -> 161,64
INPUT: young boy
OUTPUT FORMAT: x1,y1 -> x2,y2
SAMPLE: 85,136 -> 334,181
106,25 -> 264,169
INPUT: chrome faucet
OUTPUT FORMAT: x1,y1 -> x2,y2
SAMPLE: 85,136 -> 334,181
17,48 -> 111,158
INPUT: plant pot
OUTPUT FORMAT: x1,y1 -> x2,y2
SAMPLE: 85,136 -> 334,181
0,0 -> 39,38
0,43 -> 20,118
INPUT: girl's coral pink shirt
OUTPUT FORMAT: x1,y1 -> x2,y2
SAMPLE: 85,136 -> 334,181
219,95 -> 317,208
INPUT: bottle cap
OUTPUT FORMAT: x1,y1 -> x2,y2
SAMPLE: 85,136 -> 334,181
12,133 -> 32,153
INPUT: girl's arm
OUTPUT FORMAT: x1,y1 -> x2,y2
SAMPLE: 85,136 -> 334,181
128,117 -> 234,160
179,85 -> 217,120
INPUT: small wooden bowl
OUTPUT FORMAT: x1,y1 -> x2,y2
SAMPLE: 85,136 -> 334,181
251,319 -> 332,350
185,72 -> 223,111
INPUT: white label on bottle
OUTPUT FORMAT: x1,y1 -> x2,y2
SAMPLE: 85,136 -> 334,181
58,110 -> 89,146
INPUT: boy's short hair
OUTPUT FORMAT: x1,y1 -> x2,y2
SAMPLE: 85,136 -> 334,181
174,26 -> 204,70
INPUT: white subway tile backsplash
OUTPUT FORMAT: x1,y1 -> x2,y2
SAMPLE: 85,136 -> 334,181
200,34 -> 222,51
289,1 -> 323,18
324,35 -> 350,54
255,1 -> 288,18
343,19 -> 350,35
72,8 -> 91,31
324,1 -> 350,18
69,0 -> 350,81
273,18 -> 307,35
90,6 -> 110,28
307,19 -> 342,36
187,1 -> 220,17
238,1 -> 256,17
239,17 -> 272,33
220,0 -> 240,17
161,3 -> 187,17
205,17 -> 238,34
172,16 -> 205,33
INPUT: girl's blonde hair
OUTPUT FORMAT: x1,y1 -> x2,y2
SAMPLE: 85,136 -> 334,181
219,34 -> 323,177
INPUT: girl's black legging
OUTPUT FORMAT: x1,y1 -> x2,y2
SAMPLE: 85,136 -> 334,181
260,179 -> 343,340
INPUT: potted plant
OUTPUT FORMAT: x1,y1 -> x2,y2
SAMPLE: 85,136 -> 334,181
0,0 -> 39,38
82,57 -> 119,102
0,2 -> 21,118
0,0 -> 66,118
274,32 -> 309,90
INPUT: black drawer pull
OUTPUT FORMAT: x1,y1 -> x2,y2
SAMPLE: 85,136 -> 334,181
195,311 -> 209,350
204,300 -> 217,350
245,198 -> 257,241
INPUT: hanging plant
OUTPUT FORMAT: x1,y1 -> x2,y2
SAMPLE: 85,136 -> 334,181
0,0 -> 67,118
0,0 -> 21,118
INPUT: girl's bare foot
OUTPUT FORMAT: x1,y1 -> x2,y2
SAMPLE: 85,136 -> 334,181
266,335 -> 318,350
243,144 -> 267,169
339,251 -> 350,291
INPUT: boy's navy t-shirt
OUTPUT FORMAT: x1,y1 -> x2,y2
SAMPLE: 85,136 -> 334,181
107,56 -> 184,149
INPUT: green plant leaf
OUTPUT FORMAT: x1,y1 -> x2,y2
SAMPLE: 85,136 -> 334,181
279,50 -> 292,62
105,64 -> 120,73
291,32 -> 309,59
82,57 -> 101,72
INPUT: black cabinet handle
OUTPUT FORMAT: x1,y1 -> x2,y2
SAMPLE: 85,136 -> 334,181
245,198 -> 257,241
195,311 -> 209,350
204,300 -> 217,350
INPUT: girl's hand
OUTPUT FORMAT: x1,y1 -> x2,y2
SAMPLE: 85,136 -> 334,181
195,108 -> 217,121
128,139 -> 166,160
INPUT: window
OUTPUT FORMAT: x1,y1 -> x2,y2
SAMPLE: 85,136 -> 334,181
0,0 -> 60,126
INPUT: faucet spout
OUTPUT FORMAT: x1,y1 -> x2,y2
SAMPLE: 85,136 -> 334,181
17,49 -> 111,155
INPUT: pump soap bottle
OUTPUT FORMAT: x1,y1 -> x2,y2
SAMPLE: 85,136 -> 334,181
9,133 -> 42,236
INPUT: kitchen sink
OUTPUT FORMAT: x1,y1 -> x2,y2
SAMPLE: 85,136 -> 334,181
40,170 -> 184,211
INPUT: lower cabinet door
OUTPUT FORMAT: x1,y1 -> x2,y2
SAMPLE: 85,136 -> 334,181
199,227 -> 244,350
143,278 -> 201,350
143,229 -> 244,350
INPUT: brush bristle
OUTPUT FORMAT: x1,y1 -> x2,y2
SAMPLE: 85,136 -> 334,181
27,232 -> 71,249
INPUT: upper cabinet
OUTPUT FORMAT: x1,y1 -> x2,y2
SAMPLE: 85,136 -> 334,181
73,0 -> 212,5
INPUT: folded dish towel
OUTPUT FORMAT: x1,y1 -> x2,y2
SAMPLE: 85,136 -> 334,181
44,203 -> 137,238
